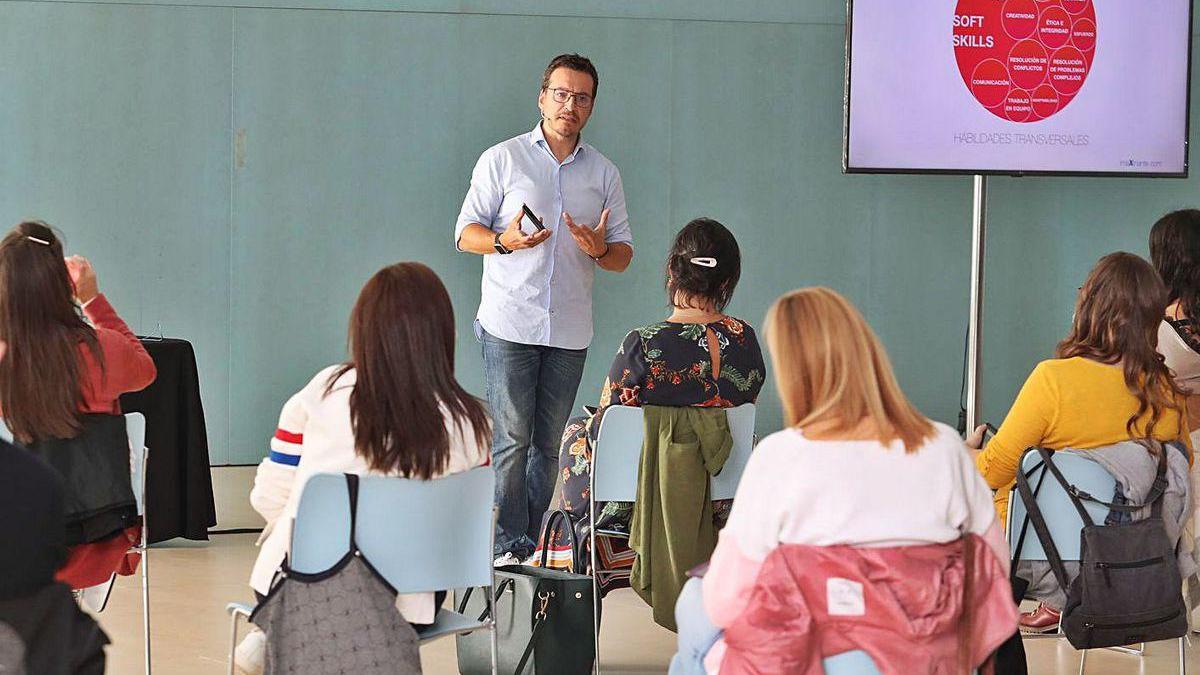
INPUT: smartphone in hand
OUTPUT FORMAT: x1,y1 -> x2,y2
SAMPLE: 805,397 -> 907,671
984,423 -> 997,443
522,204 -> 545,231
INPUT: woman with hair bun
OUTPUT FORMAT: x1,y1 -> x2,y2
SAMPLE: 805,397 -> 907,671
533,218 -> 766,585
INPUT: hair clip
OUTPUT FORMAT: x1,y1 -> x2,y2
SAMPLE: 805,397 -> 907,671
26,236 -> 50,246
689,257 -> 717,268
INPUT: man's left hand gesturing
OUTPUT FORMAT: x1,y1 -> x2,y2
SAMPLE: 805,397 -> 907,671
565,208 -> 611,260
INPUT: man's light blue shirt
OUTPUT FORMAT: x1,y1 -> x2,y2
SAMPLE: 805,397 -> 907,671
455,124 -> 632,350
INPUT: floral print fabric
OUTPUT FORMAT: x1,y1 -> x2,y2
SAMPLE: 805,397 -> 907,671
535,317 -> 765,587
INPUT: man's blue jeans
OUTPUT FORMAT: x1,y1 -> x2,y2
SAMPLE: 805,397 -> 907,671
481,328 -> 587,558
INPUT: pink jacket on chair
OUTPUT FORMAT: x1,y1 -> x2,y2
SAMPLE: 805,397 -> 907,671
715,535 -> 1017,675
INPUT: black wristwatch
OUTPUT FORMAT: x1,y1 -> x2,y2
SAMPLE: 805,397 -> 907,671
494,232 -> 512,255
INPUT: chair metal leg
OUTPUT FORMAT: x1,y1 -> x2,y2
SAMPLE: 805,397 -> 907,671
489,622 -> 499,675
1106,643 -> 1144,655
1181,636 -> 1188,675
228,611 -> 241,675
489,506 -> 499,675
1078,648 -> 1087,675
590,489 -> 601,675
138,445 -> 151,675
140,514 -> 151,674
142,548 -> 151,675
488,584 -> 498,675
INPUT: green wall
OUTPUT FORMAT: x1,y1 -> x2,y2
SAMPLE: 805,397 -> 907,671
1,0 -> 1196,463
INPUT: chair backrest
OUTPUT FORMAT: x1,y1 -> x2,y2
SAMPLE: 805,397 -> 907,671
125,413 -> 147,516
822,650 -> 881,675
1007,449 -> 1116,561
592,404 -> 756,502
290,467 -> 496,594
592,406 -> 645,502
711,404 -> 755,500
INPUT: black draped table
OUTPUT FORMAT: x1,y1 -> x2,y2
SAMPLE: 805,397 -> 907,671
120,338 -> 217,544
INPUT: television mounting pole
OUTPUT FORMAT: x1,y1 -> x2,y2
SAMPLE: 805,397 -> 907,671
966,174 -> 987,433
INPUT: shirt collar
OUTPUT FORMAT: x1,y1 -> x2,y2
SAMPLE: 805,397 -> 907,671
528,123 -> 586,159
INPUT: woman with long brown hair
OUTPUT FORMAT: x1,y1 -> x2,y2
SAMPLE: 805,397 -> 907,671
968,251 -> 1191,632
0,220 -> 156,590
238,262 -> 490,674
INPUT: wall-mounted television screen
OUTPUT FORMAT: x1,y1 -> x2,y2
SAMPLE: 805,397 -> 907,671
844,0 -> 1192,177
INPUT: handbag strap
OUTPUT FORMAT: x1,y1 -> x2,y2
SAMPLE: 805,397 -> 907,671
1010,452 -> 1049,571
455,578 -> 517,622
513,583 -> 552,675
513,614 -> 548,675
1037,445 -> 1169,520
1014,451 -> 1074,596
344,473 -> 361,551
1036,448 -> 1097,527
539,509 -> 582,573
276,474 -> 361,580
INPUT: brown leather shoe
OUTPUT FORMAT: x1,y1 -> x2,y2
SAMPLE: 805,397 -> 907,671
1019,602 -> 1061,633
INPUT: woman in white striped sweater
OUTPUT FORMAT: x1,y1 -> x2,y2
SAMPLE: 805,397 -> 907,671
235,262 -> 491,675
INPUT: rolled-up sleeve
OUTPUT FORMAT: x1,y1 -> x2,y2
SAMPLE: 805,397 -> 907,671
602,166 -> 632,246
454,149 -> 505,250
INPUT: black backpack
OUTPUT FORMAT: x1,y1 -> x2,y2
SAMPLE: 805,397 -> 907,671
1013,446 -> 1187,649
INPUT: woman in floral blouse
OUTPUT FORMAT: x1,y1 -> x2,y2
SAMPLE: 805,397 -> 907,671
535,218 -> 766,588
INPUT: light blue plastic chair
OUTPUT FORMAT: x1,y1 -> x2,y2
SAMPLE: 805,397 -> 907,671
0,413 -> 152,674
589,403 -> 756,673
823,650 -> 882,674
1007,448 -> 1186,674
125,413 -> 152,675
225,467 -> 499,675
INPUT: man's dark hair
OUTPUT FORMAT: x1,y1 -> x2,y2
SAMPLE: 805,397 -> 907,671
541,54 -> 599,98
665,218 -> 742,312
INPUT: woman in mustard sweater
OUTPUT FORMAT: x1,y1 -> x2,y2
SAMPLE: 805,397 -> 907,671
966,252 -> 1191,632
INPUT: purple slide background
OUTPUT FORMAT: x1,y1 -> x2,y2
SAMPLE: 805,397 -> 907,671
847,0 -> 1190,174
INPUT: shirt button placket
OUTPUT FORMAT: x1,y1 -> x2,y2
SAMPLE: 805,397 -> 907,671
547,164 -> 562,345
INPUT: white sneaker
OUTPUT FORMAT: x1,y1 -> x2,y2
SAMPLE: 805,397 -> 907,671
234,628 -> 266,675
493,552 -> 519,567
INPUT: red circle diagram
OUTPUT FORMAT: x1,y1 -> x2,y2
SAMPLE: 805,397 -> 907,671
954,0 -> 1096,122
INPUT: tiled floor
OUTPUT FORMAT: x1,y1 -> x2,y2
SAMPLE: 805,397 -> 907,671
93,535 -> 1197,674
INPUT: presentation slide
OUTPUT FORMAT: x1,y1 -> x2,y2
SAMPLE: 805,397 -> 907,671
845,0 -> 1192,176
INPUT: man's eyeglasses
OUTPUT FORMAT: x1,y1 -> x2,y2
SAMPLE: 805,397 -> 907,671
547,87 -> 593,109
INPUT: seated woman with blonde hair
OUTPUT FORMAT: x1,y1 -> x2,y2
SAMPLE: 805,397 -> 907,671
671,287 -> 1016,674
